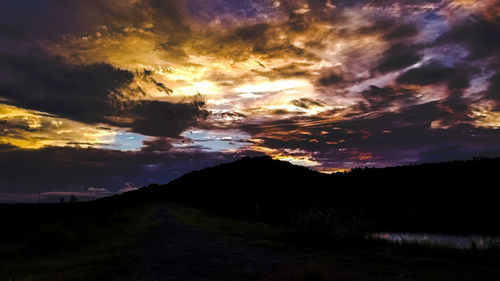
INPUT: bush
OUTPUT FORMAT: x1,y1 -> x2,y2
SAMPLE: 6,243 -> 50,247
31,222 -> 77,253
291,209 -> 368,246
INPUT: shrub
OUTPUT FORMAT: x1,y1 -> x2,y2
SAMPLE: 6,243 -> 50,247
31,222 -> 77,253
291,209 -> 368,246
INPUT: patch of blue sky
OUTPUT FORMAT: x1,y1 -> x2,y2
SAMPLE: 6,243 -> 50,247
97,131 -> 150,151
176,129 -> 251,152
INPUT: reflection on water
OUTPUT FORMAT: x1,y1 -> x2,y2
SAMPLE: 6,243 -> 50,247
373,233 -> 500,249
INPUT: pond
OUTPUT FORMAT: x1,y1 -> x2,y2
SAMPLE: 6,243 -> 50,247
373,232 -> 500,249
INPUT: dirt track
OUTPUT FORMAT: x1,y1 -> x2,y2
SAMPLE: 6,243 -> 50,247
114,207 -> 291,281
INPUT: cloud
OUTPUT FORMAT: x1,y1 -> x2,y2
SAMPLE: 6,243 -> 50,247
384,23 -> 419,40
149,0 -> 190,30
0,104 -> 121,149
359,85 -> 415,111
0,24 -> 25,39
0,54 -> 133,123
3,0 -> 500,200
291,98 -> 325,109
128,98 -> 208,137
318,73 -> 344,86
0,53 -> 209,138
416,145 -> 479,164
437,17 -> 500,60
230,23 -> 271,42
240,99 -> 500,170
375,44 -> 422,73
487,71 -> 500,102
0,144 -> 242,196
261,63 -> 313,79
396,61 -> 477,90
119,187 -> 139,193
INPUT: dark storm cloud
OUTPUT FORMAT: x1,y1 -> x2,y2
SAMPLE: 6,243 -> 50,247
486,70 -> 500,102
0,1 -> 140,41
359,85 -> 415,111
351,17 -> 420,41
375,44 -> 422,73
140,69 -> 174,94
148,0 -> 194,49
0,54 -> 208,137
0,144 -> 241,196
356,19 -> 395,36
396,61 -> 478,90
397,62 -> 454,86
141,137 -> 175,152
231,23 -> 271,42
432,94 -> 475,128
129,99 -> 208,137
0,24 -> 25,39
0,0 -> 189,57
318,73 -> 344,86
149,0 -> 189,29
383,23 -> 419,40
0,54 -> 133,123
438,17 -> 500,60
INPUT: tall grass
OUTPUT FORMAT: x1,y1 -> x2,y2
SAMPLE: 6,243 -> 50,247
0,203 -> 158,281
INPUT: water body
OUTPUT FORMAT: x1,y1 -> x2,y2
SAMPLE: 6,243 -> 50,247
374,233 -> 500,249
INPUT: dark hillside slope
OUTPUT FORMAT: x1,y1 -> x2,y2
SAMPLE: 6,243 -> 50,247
129,156 -> 328,221
335,158 -> 500,233
121,156 -> 500,234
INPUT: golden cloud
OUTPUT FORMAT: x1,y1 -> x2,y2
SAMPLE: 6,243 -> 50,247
0,104 -> 118,149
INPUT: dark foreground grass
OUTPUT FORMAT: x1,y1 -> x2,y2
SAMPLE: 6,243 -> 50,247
0,203 -> 159,281
166,203 -> 500,281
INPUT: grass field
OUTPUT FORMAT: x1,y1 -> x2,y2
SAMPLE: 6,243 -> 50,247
0,203 -> 159,281
3,203 -> 500,281
165,203 -> 290,248
166,203 -> 500,281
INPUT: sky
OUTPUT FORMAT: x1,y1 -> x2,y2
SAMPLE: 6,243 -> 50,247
1,0 -> 500,202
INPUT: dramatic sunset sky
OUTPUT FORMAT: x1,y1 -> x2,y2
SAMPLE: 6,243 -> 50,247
1,0 -> 500,201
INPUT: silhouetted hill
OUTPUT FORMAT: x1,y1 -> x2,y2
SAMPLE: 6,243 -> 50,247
121,156 -> 327,219
118,156 -> 500,234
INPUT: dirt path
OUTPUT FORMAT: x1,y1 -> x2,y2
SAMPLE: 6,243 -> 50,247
114,207 -> 292,281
